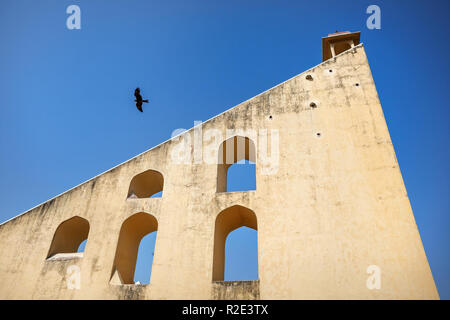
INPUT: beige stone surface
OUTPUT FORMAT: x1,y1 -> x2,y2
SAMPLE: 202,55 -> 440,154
0,41 -> 439,299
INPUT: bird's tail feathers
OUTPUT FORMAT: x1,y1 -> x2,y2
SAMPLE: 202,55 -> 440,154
143,100 -> 149,103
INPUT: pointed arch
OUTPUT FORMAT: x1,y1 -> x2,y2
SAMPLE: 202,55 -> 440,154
217,136 -> 256,193
212,205 -> 258,281
110,212 -> 158,285
127,169 -> 164,199
46,216 -> 90,259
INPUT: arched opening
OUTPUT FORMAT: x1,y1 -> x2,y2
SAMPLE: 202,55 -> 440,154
127,169 -> 164,199
224,226 -> 258,281
134,231 -> 157,284
226,160 -> 256,192
217,136 -> 256,193
212,205 -> 258,281
46,216 -> 90,259
77,239 -> 87,253
110,212 -> 158,285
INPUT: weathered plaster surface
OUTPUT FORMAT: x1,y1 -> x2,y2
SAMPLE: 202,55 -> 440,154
0,45 -> 439,299
212,281 -> 259,300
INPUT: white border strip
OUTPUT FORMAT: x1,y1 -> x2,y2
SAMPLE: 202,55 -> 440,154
0,43 -> 364,226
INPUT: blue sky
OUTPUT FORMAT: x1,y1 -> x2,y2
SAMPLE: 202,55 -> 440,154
0,0 -> 449,297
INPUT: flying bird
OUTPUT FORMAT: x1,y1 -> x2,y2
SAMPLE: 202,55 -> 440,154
134,88 -> 149,112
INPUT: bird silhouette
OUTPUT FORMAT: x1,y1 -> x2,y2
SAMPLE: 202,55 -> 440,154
134,88 -> 149,112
